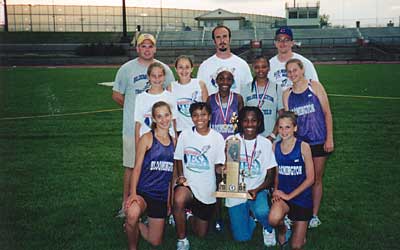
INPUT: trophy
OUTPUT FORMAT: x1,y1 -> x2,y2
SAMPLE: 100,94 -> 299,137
215,112 -> 251,199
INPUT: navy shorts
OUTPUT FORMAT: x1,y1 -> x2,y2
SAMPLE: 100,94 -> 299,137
174,186 -> 216,221
138,191 -> 168,219
310,143 -> 331,157
284,201 -> 313,221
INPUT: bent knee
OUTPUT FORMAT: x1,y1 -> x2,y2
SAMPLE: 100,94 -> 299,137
268,213 -> 282,227
126,209 -> 140,225
149,238 -> 163,247
253,207 -> 269,219
291,242 -> 305,250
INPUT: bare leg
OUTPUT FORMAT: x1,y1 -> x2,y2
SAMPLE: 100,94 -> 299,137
173,186 -> 192,239
269,200 -> 289,245
312,156 -> 327,216
123,168 -> 133,205
139,217 -> 166,247
290,221 -> 308,250
191,217 -> 209,238
125,196 -> 146,250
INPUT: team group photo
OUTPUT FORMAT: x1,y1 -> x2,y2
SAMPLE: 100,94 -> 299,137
1,0 -> 399,250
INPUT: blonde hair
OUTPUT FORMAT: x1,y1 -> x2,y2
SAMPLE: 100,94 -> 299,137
147,62 -> 166,77
285,58 -> 304,71
151,101 -> 172,130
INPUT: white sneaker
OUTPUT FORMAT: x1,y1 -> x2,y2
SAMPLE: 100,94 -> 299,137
169,214 -> 175,226
308,215 -> 321,228
284,215 -> 292,229
263,228 -> 276,247
185,209 -> 193,221
115,207 -> 125,218
176,238 -> 190,250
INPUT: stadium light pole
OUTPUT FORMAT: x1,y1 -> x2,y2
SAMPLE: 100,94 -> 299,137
160,0 -> 163,31
4,0 -> 8,32
122,0 -> 128,39
52,0 -> 55,32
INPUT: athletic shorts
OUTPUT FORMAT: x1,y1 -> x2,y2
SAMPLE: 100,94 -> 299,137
137,191 -> 167,219
310,143 -> 331,158
123,135 -> 135,168
175,186 -> 216,221
284,201 -> 313,221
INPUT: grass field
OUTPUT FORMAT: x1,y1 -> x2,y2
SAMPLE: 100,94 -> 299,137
1,64 -> 400,250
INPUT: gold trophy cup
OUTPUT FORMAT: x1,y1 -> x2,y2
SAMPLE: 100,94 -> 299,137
214,112 -> 251,199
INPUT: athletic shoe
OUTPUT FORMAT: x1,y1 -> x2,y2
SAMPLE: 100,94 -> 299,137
263,228 -> 276,247
176,238 -> 190,250
284,215 -> 292,229
215,219 -> 224,232
115,207 -> 125,218
308,215 -> 321,228
169,214 -> 175,226
139,216 -> 148,225
185,209 -> 193,221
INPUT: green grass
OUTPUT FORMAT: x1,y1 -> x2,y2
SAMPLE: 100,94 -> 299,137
1,64 -> 400,250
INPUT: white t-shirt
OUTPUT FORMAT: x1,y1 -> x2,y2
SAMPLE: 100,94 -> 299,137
174,128 -> 226,204
170,79 -> 203,131
268,52 -> 319,91
197,54 -> 253,95
134,90 -> 177,137
225,134 -> 277,207
113,58 -> 175,136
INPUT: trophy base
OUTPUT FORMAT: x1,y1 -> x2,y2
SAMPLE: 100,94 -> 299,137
214,191 -> 252,199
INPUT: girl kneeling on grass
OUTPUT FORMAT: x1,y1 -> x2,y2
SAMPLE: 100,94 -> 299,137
173,102 -> 226,250
282,58 -> 334,228
269,111 -> 314,250
207,67 -> 244,232
225,106 -> 277,247
124,101 -> 175,250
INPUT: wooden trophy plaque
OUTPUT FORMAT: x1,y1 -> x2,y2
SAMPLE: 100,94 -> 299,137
214,113 -> 251,199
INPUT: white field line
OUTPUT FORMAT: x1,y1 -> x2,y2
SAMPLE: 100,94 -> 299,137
1,93 -> 399,121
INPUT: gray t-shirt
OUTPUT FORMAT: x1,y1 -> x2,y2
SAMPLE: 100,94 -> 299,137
113,58 -> 175,136
241,81 -> 283,136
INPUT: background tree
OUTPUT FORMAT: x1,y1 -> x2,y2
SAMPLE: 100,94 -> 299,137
320,14 -> 331,28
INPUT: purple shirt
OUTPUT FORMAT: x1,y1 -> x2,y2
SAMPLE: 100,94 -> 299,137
288,85 -> 326,145
209,92 -> 240,139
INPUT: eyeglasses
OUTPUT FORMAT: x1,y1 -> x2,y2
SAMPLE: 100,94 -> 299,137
275,38 -> 292,43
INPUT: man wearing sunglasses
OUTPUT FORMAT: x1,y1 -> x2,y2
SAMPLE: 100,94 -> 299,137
268,26 -> 319,91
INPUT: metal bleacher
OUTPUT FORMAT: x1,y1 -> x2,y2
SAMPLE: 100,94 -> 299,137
359,27 -> 400,44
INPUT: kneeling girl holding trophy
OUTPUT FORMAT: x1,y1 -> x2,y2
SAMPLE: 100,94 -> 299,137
224,106 -> 278,246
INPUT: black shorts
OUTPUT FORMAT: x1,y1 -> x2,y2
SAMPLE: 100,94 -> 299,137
137,191 -> 167,219
310,143 -> 331,157
284,201 -> 313,221
175,186 -> 216,221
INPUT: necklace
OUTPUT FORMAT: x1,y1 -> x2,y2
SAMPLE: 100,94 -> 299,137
215,91 -> 234,128
255,80 -> 269,109
242,135 -> 257,177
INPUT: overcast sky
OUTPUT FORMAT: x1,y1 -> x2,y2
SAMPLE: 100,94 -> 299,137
2,0 -> 400,27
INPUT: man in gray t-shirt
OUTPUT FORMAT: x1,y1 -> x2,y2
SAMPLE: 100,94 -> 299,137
112,33 -> 174,214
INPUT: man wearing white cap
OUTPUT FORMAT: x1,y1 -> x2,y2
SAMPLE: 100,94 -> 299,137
198,25 -> 253,95
112,33 -> 175,217
268,26 -> 319,91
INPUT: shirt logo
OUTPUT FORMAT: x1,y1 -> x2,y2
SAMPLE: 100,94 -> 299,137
183,145 -> 211,173
177,97 -> 195,117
